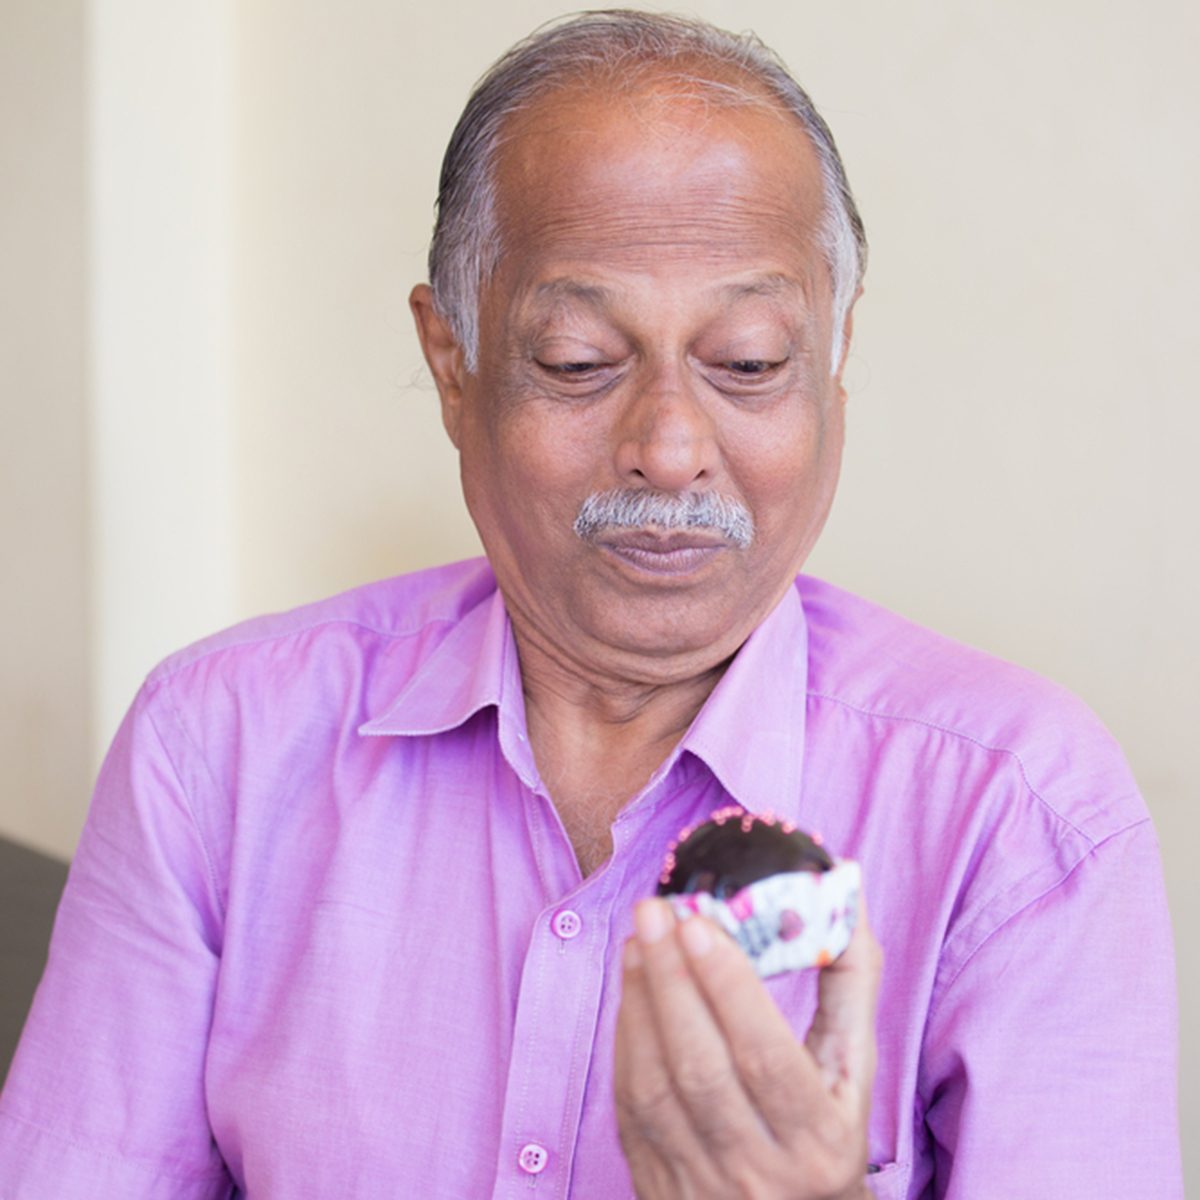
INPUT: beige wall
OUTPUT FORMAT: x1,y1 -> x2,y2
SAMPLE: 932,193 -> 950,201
0,1 -> 90,857
3,0 -> 1196,1187
88,0 -> 239,778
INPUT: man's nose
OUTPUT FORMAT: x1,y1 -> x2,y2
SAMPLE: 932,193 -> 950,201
612,365 -> 719,493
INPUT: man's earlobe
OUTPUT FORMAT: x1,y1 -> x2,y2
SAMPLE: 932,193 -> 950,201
410,283 -> 467,447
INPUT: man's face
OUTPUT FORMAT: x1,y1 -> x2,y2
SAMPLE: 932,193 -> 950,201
422,83 -> 851,681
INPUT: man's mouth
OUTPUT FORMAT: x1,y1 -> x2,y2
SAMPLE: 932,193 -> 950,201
594,530 -> 729,576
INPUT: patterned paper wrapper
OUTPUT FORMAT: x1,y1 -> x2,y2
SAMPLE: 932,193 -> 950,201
664,859 -> 861,978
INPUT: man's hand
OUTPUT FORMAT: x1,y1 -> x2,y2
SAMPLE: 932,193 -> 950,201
613,894 -> 881,1200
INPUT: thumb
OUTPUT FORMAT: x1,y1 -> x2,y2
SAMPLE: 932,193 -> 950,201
804,886 -> 882,1103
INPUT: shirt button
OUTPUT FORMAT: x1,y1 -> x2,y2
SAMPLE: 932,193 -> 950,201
552,909 -> 582,940
518,1143 -> 548,1174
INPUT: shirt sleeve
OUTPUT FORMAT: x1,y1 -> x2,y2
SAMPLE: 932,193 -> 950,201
0,680 -> 234,1199
917,818 -> 1183,1199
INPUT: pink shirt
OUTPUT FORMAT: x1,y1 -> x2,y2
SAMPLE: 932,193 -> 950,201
0,559 -> 1182,1198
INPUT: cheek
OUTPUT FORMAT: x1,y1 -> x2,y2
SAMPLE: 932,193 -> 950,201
731,398 -> 844,534
489,385 -> 615,489
735,402 -> 828,485
459,401 -> 600,545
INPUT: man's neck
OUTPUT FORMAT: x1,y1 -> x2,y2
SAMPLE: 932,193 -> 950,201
511,623 -> 734,875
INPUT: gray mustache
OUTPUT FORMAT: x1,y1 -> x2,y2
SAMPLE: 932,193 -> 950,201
573,489 -> 755,549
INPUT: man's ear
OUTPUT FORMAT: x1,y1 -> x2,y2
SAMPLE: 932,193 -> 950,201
832,285 -> 863,397
410,283 -> 468,447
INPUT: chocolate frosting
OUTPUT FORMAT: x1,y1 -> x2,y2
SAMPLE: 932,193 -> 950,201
656,814 -> 832,899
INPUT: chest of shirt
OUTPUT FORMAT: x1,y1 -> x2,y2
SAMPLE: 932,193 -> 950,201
199,701 -> 1028,1197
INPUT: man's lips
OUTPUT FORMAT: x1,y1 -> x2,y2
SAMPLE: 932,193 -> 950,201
594,530 -> 730,576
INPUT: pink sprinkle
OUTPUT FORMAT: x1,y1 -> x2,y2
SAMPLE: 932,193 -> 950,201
779,909 -> 805,941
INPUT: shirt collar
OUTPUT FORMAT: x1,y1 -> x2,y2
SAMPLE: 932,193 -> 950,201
359,584 -> 518,737
360,575 -> 810,819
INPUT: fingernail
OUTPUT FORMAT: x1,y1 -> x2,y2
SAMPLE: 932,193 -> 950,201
680,916 -> 714,958
623,939 -> 642,970
635,899 -> 671,944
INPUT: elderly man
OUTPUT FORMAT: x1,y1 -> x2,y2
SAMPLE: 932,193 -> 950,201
0,11 -> 1182,1200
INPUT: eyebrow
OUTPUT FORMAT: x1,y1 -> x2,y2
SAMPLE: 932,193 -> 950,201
530,272 -> 806,310
714,273 -> 808,304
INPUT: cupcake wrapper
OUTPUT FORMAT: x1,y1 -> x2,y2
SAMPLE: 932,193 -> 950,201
664,859 -> 861,978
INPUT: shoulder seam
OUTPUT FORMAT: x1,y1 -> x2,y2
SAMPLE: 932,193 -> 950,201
148,614 -> 459,685
915,816 -> 1155,1110
806,688 -> 1099,845
939,816 -> 1152,999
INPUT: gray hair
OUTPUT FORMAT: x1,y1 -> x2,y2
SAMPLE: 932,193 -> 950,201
574,487 -> 755,548
428,9 -> 867,374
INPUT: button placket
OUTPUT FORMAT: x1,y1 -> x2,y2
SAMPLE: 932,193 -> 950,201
494,850 -> 629,1195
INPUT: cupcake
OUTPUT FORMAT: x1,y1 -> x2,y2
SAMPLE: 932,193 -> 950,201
656,806 -> 860,978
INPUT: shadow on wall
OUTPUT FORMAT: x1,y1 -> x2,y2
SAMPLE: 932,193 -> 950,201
0,839 -> 68,1085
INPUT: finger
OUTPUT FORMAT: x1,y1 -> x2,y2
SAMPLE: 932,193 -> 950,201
676,906 -> 833,1141
613,937 -> 706,1167
805,886 -> 882,1105
614,931 -> 691,1147
633,899 -> 768,1154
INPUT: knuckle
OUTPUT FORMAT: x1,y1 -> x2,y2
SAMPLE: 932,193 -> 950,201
614,1071 -> 678,1130
691,1107 -> 748,1152
733,1041 -> 792,1095
677,1082 -> 756,1152
672,1057 -> 737,1107
671,1061 -> 750,1148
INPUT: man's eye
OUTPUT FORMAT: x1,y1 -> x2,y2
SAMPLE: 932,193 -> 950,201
539,361 -> 602,376
727,359 -> 778,375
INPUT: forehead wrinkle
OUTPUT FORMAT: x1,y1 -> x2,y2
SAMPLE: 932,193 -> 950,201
506,193 -> 821,288
522,189 -> 814,245
498,172 -> 821,283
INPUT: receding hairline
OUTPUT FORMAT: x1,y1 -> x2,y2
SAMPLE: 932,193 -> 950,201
427,10 -> 866,374
493,58 -> 829,177
506,47 -> 811,109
